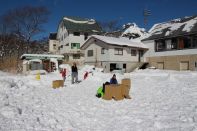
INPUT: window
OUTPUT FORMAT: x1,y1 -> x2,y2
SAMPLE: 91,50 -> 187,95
155,40 -> 165,51
114,48 -> 123,55
193,35 -> 197,48
65,43 -> 69,46
166,39 -> 172,50
101,48 -> 105,54
73,54 -> 80,59
71,43 -> 80,49
131,49 -> 137,56
73,32 -> 80,36
60,45 -> 63,48
84,33 -> 88,40
87,50 -> 93,57
53,44 -> 56,49
171,38 -> 178,49
179,36 -> 192,49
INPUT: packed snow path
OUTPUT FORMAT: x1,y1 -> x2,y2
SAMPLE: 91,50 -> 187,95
0,69 -> 197,131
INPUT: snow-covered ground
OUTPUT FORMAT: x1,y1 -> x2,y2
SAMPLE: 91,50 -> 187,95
0,67 -> 197,131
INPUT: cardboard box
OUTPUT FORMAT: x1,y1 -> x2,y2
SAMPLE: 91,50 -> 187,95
102,85 -> 113,100
52,80 -> 64,89
102,84 -> 124,101
121,79 -> 131,87
113,84 -> 124,101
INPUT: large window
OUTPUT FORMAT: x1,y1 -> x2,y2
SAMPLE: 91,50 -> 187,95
155,40 -> 165,51
73,32 -> 80,36
71,43 -> 80,49
73,54 -> 80,59
155,38 -> 177,51
179,36 -> 192,49
87,50 -> 93,57
193,35 -> 197,48
131,49 -> 137,56
114,48 -> 123,55
171,38 -> 178,49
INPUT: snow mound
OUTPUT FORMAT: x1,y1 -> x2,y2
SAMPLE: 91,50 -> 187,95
29,70 -> 47,75
122,23 -> 149,41
0,69 -> 197,130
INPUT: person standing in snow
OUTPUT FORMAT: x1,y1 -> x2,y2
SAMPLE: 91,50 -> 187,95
60,68 -> 66,82
71,62 -> 78,84
110,74 -> 118,84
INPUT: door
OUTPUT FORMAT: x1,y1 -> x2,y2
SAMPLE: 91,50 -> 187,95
157,62 -> 164,70
110,63 -> 116,71
180,61 -> 189,71
195,62 -> 197,71
123,63 -> 126,72
138,50 -> 144,62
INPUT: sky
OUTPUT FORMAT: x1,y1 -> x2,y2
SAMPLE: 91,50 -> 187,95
0,0 -> 196,39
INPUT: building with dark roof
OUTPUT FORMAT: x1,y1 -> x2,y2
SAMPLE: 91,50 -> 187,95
143,15 -> 197,71
56,16 -> 102,62
49,33 -> 59,54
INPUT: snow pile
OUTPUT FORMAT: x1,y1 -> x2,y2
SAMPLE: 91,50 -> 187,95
121,23 -> 149,41
64,17 -> 96,24
28,70 -> 48,75
0,68 -> 197,130
149,16 -> 197,36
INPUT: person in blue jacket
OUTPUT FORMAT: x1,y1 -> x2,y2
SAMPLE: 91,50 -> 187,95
110,74 -> 118,84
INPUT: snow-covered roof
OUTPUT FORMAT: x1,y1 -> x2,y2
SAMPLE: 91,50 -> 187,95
64,17 -> 96,24
81,35 -> 148,49
61,16 -> 102,33
122,23 -> 148,40
143,15 -> 197,41
21,54 -> 64,60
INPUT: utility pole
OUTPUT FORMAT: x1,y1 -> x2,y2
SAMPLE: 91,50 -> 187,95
143,9 -> 151,30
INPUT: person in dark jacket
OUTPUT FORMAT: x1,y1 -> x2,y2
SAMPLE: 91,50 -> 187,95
71,62 -> 78,84
110,74 -> 118,84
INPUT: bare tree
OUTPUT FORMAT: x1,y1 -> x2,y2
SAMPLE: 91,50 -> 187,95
98,19 -> 122,32
1,5 -> 50,53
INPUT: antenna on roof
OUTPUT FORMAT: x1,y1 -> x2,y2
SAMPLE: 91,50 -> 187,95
143,9 -> 151,29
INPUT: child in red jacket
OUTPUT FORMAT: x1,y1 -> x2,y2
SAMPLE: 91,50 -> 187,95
61,68 -> 66,81
84,71 -> 88,80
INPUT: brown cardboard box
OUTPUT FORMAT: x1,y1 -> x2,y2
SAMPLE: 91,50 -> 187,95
102,84 -> 124,100
102,79 -> 132,100
121,79 -> 131,87
52,80 -> 64,89
121,79 -> 131,99
113,84 -> 124,101
102,85 -> 113,100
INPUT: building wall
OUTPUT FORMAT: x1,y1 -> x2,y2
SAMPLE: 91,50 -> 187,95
144,40 -> 197,57
144,40 -> 197,71
147,54 -> 197,71
49,40 -> 59,53
57,22 -> 90,62
83,39 -> 146,72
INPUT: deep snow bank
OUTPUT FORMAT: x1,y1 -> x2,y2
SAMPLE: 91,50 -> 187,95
0,69 -> 197,130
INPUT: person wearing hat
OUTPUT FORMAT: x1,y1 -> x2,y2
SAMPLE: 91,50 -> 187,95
110,74 -> 118,84
71,62 -> 78,84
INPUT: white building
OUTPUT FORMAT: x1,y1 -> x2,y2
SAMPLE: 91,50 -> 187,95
56,16 -> 102,63
143,15 -> 197,71
81,35 -> 148,72
49,33 -> 59,54
21,54 -> 64,73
